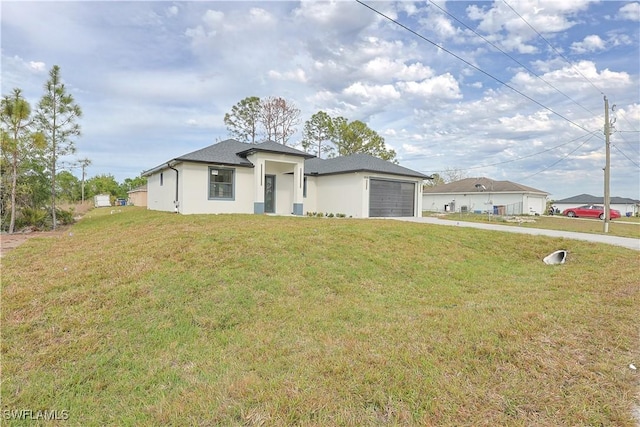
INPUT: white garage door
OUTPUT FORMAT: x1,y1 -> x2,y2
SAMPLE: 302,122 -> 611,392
369,179 -> 415,217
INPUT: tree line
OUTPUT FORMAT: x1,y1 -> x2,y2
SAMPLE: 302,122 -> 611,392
224,96 -> 397,162
2,78 -> 401,233
1,66 -> 101,233
1,66 -> 84,232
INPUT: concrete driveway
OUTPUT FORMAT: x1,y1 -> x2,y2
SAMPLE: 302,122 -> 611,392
390,216 -> 640,251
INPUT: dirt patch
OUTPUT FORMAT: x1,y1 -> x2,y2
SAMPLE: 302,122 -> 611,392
1,202 -> 92,258
0,229 -> 66,258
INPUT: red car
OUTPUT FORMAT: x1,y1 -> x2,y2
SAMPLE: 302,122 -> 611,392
562,205 -> 621,220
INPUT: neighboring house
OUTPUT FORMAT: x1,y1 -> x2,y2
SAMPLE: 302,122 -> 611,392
142,139 -> 428,218
553,194 -> 639,217
127,185 -> 147,207
423,177 -> 549,215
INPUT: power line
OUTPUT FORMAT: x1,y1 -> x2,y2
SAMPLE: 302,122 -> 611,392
614,131 -> 640,156
612,144 -> 640,168
502,0 -> 605,97
519,133 -> 596,181
426,0 -> 598,117
502,0 -> 634,139
420,130 -> 600,174
430,1 -> 640,165
355,0 -> 604,141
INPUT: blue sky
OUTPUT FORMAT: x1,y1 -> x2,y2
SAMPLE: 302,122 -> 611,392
2,0 -> 639,199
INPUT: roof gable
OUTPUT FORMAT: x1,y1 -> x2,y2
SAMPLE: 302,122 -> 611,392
237,140 -> 315,158
423,177 -> 548,194
176,139 -> 254,166
554,194 -> 640,204
305,153 -> 428,179
144,140 -> 426,179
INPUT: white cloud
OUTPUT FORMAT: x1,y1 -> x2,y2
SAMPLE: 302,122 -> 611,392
268,68 -> 308,83
498,111 -> 553,132
396,74 -> 462,100
248,8 -> 274,25
511,60 -> 633,100
617,2 -> 640,21
166,5 -> 178,17
466,1 -> 592,53
571,35 -> 605,54
2,1 -> 637,199
27,61 -> 46,72
343,82 -> 400,102
421,13 -> 458,40
203,9 -> 225,28
362,58 -> 434,82
293,1 -> 372,34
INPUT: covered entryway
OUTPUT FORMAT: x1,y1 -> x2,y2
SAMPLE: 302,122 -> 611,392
369,179 -> 415,217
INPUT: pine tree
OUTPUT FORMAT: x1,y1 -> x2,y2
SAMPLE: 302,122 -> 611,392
35,65 -> 82,229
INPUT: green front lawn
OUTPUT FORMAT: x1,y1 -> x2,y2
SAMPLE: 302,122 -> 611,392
428,212 -> 640,239
2,207 -> 639,426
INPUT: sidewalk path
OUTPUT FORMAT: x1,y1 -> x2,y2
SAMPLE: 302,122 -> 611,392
390,216 -> 640,251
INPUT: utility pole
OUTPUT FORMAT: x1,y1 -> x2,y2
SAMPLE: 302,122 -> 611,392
79,157 -> 91,204
603,96 -> 611,233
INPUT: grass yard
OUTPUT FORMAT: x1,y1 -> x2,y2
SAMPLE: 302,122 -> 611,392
2,207 -> 639,426
430,212 -> 640,239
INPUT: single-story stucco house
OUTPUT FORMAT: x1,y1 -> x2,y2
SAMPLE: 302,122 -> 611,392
423,177 -> 549,215
127,185 -> 147,207
142,139 -> 428,218
552,194 -> 639,217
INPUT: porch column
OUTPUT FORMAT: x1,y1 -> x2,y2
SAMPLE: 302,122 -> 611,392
292,163 -> 304,215
254,160 -> 265,214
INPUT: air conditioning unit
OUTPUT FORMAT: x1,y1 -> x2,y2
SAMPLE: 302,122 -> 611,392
461,205 -> 468,213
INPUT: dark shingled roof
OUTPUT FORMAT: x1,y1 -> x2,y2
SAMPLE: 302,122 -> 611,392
143,139 -> 427,179
145,139 -> 314,174
423,177 -> 548,194
237,140 -> 315,159
554,194 -> 639,204
304,154 -> 429,179
176,139 -> 254,167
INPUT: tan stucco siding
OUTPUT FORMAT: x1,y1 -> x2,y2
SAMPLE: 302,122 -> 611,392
127,190 -> 147,207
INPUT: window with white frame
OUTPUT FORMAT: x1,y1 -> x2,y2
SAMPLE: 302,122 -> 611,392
209,167 -> 234,199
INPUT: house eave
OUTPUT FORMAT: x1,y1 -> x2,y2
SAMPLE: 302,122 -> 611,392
423,190 -> 549,196
142,159 -> 254,176
141,160 -> 181,177
306,168 -> 427,179
175,158 -> 255,168
238,147 -> 316,159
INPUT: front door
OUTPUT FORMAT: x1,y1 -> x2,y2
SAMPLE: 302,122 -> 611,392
264,175 -> 276,213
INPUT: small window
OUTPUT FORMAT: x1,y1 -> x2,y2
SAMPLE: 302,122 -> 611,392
303,176 -> 307,198
160,172 -> 163,186
209,167 -> 234,199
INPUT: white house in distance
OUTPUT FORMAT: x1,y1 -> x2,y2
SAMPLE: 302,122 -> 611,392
423,177 -> 549,215
552,194 -> 639,217
142,139 -> 428,218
